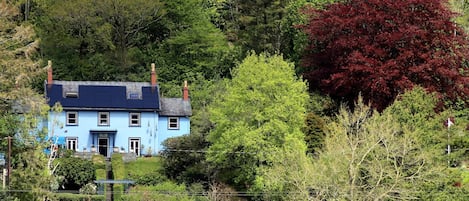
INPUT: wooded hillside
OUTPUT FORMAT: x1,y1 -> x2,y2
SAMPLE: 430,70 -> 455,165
3,0 -> 469,200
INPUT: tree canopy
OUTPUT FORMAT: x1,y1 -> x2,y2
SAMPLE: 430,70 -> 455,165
207,53 -> 309,190
301,0 -> 469,110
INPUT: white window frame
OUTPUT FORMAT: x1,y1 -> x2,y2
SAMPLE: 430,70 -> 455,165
66,111 -> 78,126
129,112 -> 141,127
129,138 -> 141,156
98,112 -> 110,126
168,117 -> 180,130
66,137 -> 78,151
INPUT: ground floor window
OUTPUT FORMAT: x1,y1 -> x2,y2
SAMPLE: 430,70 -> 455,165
66,137 -> 78,151
129,138 -> 141,156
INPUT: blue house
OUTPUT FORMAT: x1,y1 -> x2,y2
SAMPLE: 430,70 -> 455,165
45,63 -> 191,157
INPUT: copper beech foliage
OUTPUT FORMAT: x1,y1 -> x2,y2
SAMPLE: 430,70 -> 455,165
300,0 -> 469,111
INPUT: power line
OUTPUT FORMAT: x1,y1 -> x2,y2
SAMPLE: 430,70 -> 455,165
163,149 -> 258,155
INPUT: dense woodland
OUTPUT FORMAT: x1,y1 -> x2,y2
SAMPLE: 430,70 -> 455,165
4,0 -> 469,200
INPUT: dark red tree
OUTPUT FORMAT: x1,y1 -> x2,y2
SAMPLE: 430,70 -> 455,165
300,0 -> 469,111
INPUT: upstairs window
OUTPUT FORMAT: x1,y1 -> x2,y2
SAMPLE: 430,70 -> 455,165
98,112 -> 110,126
129,113 -> 141,127
66,111 -> 78,126
168,117 -> 179,130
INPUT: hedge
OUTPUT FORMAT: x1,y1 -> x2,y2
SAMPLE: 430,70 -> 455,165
51,193 -> 105,201
112,153 -> 125,200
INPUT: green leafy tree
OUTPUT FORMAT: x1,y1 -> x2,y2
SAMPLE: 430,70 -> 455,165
0,2 -> 52,200
161,77 -> 228,185
121,182 -> 194,201
449,0 -> 469,32
151,0 -> 239,87
305,89 -> 461,200
35,0 -> 165,81
207,53 -> 309,190
214,0 -> 292,54
54,157 -> 96,190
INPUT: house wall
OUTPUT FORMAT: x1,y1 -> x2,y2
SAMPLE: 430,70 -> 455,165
48,110 -> 190,156
156,116 -> 190,153
48,110 -> 158,156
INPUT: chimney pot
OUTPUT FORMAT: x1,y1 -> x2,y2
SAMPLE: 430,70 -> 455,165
183,80 -> 189,100
47,60 -> 53,85
151,63 -> 157,86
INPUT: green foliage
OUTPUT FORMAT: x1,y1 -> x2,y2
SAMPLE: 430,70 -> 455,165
281,0 -> 342,67
111,153 -> 125,200
126,157 -> 167,185
9,149 -> 54,201
304,89 -> 462,200
35,0 -> 165,81
92,154 -> 106,170
55,157 -> 96,190
111,153 -> 125,180
79,183 -> 98,195
449,0 -> 469,33
121,182 -> 194,201
303,112 -> 326,155
34,0 -> 237,83
208,53 -> 309,189
51,193 -> 105,201
214,0 -> 293,54
95,169 -> 106,181
161,133 -> 210,184
153,0 -> 239,84
256,147 -> 314,201
93,149 -> 106,182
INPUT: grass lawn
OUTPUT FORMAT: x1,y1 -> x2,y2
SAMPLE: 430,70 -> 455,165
125,157 -> 164,180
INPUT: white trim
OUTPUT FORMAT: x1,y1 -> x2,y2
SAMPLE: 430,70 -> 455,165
168,117 -> 179,130
66,137 -> 78,151
66,111 -> 78,126
129,112 -> 141,126
98,112 -> 110,126
129,138 -> 141,156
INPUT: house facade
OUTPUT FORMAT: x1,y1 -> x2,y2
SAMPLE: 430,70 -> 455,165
45,63 -> 191,157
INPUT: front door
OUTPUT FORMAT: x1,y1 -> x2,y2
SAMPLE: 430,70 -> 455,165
98,138 -> 108,157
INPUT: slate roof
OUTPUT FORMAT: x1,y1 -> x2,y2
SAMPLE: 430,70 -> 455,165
159,98 -> 192,116
45,80 -> 192,116
45,81 -> 160,111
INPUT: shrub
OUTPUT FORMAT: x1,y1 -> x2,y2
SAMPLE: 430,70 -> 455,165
111,153 -> 125,200
55,157 -> 96,190
79,183 -> 97,195
92,154 -> 106,170
121,182 -> 193,201
51,193 -> 105,201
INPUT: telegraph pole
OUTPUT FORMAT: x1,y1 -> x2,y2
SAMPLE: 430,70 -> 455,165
6,136 -> 11,190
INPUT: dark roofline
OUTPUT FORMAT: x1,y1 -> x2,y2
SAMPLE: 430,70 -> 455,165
60,107 -> 160,112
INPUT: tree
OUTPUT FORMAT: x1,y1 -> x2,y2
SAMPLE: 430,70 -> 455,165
300,0 -> 469,111
214,0 -> 292,54
54,157 -> 96,190
245,88 -> 469,201
153,0 -> 239,84
207,53 -> 309,190
0,2 -> 53,200
449,0 -> 469,32
303,89 -> 466,200
35,0 -> 165,81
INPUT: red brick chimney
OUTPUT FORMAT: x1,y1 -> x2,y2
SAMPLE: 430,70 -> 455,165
47,60 -> 53,86
183,80 -> 189,100
151,63 -> 157,86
